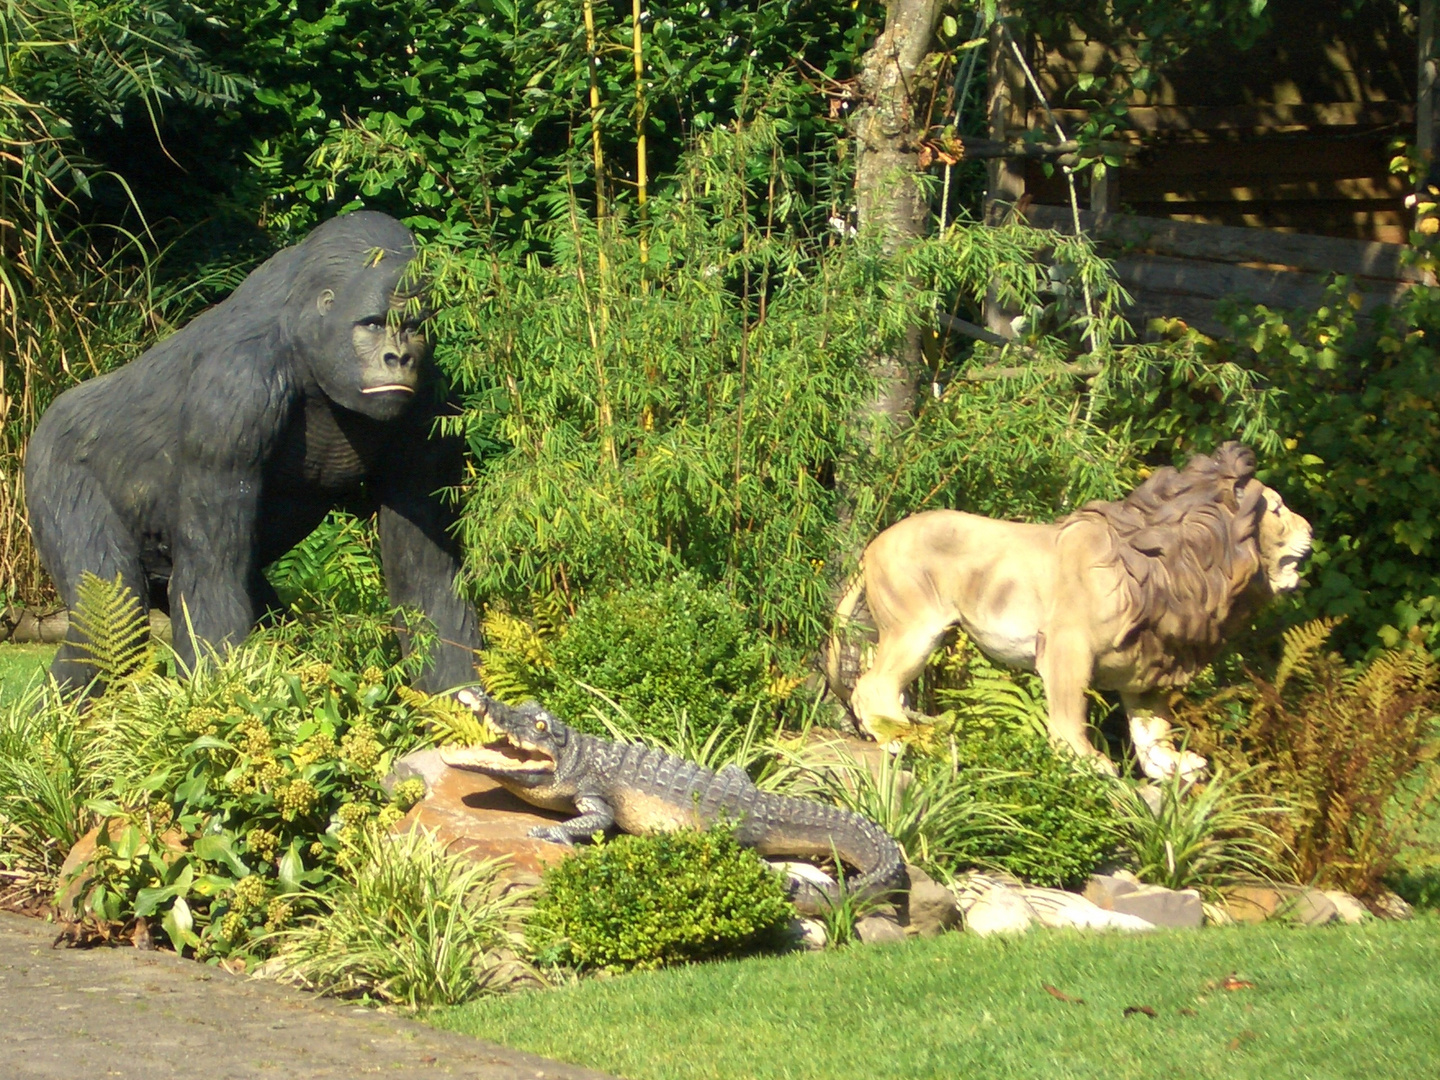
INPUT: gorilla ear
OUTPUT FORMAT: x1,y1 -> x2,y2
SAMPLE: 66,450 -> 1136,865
316,289 -> 335,315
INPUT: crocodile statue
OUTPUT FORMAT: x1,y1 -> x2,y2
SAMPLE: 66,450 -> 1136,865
439,688 -> 908,913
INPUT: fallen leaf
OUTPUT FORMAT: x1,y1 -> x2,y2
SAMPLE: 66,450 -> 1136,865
1178,1008 -> 1198,1017
1123,1005 -> 1157,1018
1225,1030 -> 1259,1051
1042,983 -> 1085,1005
1222,976 -> 1255,992
419,1056 -> 437,1065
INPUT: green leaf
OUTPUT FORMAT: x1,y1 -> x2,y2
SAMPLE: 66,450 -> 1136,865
195,834 -> 250,878
278,843 -> 305,894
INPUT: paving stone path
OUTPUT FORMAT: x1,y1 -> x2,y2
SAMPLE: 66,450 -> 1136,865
0,912 -> 615,1080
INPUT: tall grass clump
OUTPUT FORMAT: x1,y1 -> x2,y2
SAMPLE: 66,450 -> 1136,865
1180,619 -> 1440,899
1110,767 -> 1293,897
262,827 -> 528,1008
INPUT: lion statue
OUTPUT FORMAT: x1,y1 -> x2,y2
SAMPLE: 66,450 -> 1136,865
825,443 -> 1312,780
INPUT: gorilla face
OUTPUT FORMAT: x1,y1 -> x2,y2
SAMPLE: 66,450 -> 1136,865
307,258 -> 433,422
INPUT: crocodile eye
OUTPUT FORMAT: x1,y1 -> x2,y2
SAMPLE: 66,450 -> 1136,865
534,720 -> 547,732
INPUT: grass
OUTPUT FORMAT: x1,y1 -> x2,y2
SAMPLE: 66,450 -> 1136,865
0,644 -> 55,704
433,918 -> 1440,1080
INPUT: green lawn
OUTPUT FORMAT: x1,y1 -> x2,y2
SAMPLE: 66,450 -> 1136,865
0,643 -> 55,704
435,918 -> 1440,1080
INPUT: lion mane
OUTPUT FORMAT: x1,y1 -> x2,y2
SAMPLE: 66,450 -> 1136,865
828,441 -> 1311,779
1066,440 -> 1267,688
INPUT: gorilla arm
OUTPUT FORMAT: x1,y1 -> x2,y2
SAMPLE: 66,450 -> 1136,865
373,412 -> 481,693
170,349 -> 291,670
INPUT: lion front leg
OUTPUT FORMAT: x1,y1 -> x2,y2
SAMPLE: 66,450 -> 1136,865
1121,690 -> 1207,782
1036,629 -> 1116,775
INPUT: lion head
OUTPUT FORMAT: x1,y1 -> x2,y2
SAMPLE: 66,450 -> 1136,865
1063,442 -> 1312,688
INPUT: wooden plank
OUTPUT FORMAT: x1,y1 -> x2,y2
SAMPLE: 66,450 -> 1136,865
1111,254 -> 1411,310
1025,205 -> 1425,282
1125,137 -> 1393,183
1117,204 -> 1410,244
1036,102 -> 1415,134
1121,175 -> 1409,203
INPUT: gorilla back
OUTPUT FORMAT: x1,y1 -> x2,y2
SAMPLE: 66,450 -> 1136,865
25,211 -> 481,693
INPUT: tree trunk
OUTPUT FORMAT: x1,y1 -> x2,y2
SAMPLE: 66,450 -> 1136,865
850,0 -> 942,427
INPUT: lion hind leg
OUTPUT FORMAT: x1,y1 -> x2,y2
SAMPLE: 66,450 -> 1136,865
1122,691 -> 1208,782
849,620 -> 950,743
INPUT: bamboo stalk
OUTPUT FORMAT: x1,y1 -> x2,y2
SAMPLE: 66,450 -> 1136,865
582,0 -> 608,259
632,0 -> 649,266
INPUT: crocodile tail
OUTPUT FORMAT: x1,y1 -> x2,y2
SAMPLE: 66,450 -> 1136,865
803,813 -> 909,917
750,793 -> 907,916
824,566 -> 868,708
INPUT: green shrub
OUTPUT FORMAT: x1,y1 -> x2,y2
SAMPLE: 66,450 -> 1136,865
526,826 -> 794,972
543,577 -> 774,745
262,827 -> 528,1008
944,725 -> 1119,888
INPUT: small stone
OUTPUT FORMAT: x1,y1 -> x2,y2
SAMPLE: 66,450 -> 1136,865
1373,890 -> 1415,921
1288,889 -> 1340,926
788,917 -> 828,951
1319,891 -> 1372,924
767,860 -> 837,891
902,864 -> 962,937
854,912 -> 906,945
1133,784 -> 1164,817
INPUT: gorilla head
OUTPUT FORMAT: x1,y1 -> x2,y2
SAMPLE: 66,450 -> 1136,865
286,212 -> 434,422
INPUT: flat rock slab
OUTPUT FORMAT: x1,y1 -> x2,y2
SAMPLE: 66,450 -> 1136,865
393,754 -> 573,880
0,912 -> 613,1080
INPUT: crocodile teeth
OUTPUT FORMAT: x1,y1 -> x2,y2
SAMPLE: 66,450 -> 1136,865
440,743 -> 555,773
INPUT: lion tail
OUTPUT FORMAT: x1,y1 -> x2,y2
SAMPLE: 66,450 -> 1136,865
824,565 -> 868,707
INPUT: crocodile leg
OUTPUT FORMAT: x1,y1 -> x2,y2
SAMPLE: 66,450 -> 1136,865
529,794 -> 616,845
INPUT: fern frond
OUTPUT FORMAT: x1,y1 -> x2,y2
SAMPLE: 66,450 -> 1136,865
395,685 -> 499,746
68,572 -> 150,686
1273,617 -> 1341,695
477,610 -> 554,704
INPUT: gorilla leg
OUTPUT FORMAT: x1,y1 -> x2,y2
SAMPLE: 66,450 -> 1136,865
28,467 -> 149,693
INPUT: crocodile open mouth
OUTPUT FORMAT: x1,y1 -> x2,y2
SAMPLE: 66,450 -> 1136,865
440,740 -> 555,775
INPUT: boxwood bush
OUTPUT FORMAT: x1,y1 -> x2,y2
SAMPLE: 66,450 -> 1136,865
526,826 -> 794,972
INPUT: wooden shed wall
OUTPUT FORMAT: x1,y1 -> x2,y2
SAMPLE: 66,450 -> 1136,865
1016,0 -> 1418,243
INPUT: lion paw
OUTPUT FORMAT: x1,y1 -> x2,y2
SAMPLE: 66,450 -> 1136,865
1139,744 -> 1209,783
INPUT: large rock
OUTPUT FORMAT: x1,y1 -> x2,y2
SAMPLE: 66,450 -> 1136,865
962,885 -> 1035,936
1084,873 -> 1204,929
1320,890 -> 1374,924
952,873 -> 1154,935
389,750 -> 573,881
902,863 -> 962,937
1224,884 -> 1339,926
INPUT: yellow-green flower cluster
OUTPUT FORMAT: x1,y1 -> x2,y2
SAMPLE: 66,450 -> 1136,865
277,778 -> 319,821
264,898 -> 292,931
230,872 -> 270,914
290,731 -> 336,770
391,778 -> 426,812
361,665 -> 386,685
339,722 -> 382,773
245,827 -> 279,863
376,804 -> 404,829
182,705 -> 223,736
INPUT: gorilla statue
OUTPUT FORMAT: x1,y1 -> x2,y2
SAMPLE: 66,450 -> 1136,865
25,211 -> 481,693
